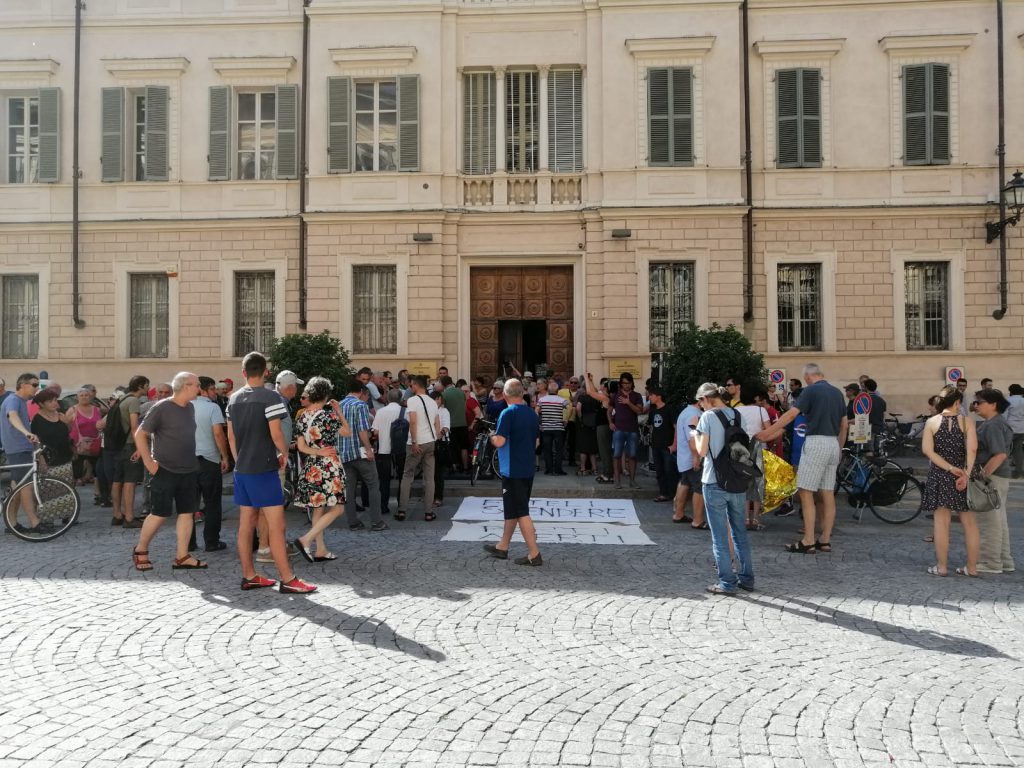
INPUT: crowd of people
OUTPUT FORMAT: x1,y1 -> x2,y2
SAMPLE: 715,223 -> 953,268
1,360 -> 1021,595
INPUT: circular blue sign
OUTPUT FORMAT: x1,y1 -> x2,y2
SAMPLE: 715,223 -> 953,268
853,392 -> 872,416
770,370 -> 785,384
948,368 -> 963,382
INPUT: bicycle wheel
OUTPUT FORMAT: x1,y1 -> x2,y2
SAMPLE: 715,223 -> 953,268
490,449 -> 500,478
870,471 -> 923,524
4,476 -> 80,542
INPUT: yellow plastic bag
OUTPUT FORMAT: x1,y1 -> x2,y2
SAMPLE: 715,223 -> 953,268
761,450 -> 797,513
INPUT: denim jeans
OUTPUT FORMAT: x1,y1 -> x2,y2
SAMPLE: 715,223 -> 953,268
702,481 -> 755,592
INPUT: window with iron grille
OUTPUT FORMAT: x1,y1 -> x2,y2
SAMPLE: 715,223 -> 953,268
352,266 -> 397,355
234,271 -> 275,357
506,71 -> 538,173
905,262 -> 949,350
649,262 -> 695,352
777,264 -> 822,351
129,274 -> 168,358
0,275 -> 38,358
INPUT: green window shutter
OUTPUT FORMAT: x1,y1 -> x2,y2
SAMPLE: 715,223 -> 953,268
776,69 -> 799,168
275,84 -> 298,179
548,69 -> 583,173
930,63 -> 950,164
144,85 -> 169,181
903,64 -> 929,166
463,72 -> 495,175
101,87 -> 124,182
327,76 -> 351,174
37,87 -> 61,183
672,68 -> 693,165
397,75 -> 420,172
208,85 -> 231,181
647,68 -> 670,165
801,69 -> 822,167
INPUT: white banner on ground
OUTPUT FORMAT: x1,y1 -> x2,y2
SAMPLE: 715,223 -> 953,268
446,496 -> 654,545
453,496 -> 641,525
442,521 -> 655,546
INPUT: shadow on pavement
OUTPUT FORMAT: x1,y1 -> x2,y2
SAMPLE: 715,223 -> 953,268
745,593 -> 1011,659
194,586 -> 447,663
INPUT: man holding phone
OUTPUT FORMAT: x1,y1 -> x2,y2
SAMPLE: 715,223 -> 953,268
611,373 -> 645,489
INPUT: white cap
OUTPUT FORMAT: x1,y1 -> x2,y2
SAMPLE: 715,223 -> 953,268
523,371 -> 534,378
275,370 -> 304,387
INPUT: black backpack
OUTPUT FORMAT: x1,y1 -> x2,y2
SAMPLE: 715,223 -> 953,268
711,409 -> 761,493
103,397 -> 130,452
389,406 -> 409,457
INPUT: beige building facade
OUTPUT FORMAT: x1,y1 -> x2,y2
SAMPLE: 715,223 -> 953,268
1,0 -> 1022,413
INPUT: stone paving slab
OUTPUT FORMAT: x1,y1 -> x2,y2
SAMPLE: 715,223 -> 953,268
0,476 -> 1023,767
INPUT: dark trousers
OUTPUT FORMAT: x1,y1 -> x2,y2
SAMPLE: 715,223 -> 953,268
376,453 -> 405,514
98,448 -> 116,501
434,440 -> 450,501
652,446 -> 679,498
565,421 -> 577,464
197,457 -> 223,548
542,430 -> 566,474
345,459 -> 383,525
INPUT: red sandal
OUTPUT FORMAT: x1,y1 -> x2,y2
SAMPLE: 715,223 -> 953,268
172,555 -> 208,570
132,549 -> 153,571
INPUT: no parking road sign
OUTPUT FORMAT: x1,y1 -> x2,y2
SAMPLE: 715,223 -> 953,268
769,368 -> 787,393
853,392 -> 873,416
946,367 -> 965,385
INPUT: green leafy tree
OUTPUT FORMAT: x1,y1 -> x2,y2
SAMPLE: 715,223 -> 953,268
662,323 -> 767,407
267,331 -> 355,400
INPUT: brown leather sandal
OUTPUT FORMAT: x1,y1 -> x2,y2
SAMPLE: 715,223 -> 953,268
172,555 -> 208,570
132,549 -> 153,571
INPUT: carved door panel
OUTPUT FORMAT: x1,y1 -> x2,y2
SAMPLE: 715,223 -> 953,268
471,269 -> 499,379
544,267 -> 573,374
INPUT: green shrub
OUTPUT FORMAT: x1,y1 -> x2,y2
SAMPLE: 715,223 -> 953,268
662,323 -> 767,407
267,331 -> 355,400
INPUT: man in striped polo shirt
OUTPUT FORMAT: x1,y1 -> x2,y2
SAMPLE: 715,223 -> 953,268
535,380 -> 570,476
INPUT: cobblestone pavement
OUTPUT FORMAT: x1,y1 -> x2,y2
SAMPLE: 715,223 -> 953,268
2,476 -> 1024,768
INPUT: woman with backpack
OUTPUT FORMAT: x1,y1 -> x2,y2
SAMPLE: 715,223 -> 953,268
292,376 -> 352,563
693,383 -> 756,596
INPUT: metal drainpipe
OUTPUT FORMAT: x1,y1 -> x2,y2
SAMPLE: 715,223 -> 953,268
297,0 -> 311,330
993,0 -> 1008,320
741,0 -> 754,323
72,1 -> 85,329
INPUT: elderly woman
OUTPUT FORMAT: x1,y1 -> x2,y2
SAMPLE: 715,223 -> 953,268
974,389 -> 1015,574
66,385 -> 103,486
30,388 -> 73,473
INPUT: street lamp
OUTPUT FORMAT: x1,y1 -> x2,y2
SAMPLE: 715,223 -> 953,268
986,170 -> 1024,244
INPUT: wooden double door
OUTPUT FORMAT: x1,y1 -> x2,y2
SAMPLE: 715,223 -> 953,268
470,266 -> 574,381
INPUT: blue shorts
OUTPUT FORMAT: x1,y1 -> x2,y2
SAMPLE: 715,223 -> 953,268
612,430 -> 639,459
234,469 -> 284,509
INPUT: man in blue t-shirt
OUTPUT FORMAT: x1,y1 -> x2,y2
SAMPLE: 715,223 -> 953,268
483,378 -> 543,566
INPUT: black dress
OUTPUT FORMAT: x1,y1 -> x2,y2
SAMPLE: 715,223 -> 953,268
922,414 -> 968,513
576,395 -> 601,455
31,414 -> 73,466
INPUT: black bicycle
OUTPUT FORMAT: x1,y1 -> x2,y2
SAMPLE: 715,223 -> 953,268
470,420 -> 499,486
836,447 -> 923,524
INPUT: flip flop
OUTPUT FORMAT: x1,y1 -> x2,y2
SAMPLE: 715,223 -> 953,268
927,565 -> 947,577
313,553 -> 337,562
293,538 -> 313,564
691,522 -> 709,530
954,567 -> 979,577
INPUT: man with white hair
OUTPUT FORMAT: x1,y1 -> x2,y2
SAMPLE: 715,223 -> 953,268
757,363 -> 847,555
483,378 -> 543,566
130,372 -> 206,572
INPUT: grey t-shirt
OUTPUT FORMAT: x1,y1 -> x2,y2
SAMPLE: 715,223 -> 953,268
696,406 -> 740,486
226,385 -> 287,474
797,380 -> 846,437
140,399 -> 199,474
977,415 -> 1014,479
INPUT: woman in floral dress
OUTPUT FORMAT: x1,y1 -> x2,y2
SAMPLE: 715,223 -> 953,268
293,376 -> 351,562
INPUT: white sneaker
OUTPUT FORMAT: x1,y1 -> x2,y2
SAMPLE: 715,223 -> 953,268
256,545 -> 299,563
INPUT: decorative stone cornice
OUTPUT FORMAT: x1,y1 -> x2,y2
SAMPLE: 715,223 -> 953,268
329,46 -> 417,69
625,36 -> 716,57
0,58 -> 59,86
754,37 -> 845,58
878,33 -> 975,55
210,56 -> 295,83
102,57 -> 190,79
